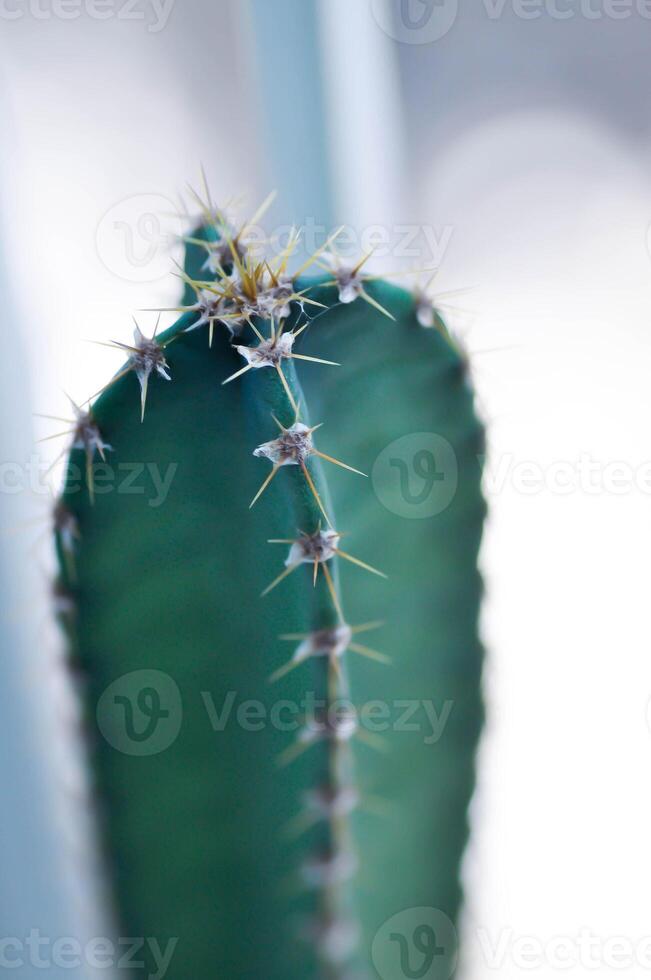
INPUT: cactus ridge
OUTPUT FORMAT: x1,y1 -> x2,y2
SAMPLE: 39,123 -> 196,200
51,184 -> 485,980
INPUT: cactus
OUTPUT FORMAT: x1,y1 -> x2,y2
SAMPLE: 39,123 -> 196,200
53,193 -> 485,979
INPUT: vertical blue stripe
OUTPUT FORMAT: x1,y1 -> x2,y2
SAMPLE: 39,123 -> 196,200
246,0 -> 333,233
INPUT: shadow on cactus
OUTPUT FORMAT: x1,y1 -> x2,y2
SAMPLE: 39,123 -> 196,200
53,188 -> 486,979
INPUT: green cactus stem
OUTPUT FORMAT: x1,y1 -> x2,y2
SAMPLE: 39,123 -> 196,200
53,193 -> 485,979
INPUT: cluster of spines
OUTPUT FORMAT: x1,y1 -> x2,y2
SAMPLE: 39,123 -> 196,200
48,184 -> 462,978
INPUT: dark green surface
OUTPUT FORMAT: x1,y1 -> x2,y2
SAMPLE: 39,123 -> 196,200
57,264 -> 485,978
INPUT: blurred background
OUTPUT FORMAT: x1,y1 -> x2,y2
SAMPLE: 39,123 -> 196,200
2,0 -> 651,977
